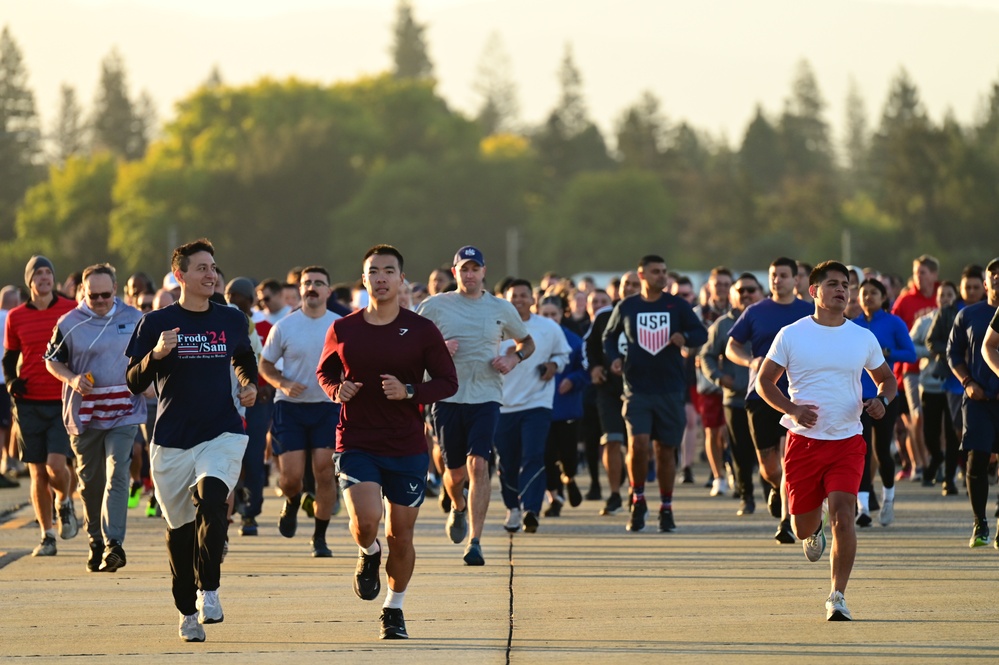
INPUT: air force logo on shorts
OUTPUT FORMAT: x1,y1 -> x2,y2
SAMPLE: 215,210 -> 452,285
637,312 -> 670,355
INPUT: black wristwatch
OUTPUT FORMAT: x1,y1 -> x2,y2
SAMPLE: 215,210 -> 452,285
877,395 -> 890,407
515,350 -> 525,362
405,384 -> 415,399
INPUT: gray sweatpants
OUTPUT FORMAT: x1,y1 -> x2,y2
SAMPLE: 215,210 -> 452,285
71,425 -> 138,544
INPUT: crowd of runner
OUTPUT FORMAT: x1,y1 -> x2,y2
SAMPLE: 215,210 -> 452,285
2,242 -> 997,637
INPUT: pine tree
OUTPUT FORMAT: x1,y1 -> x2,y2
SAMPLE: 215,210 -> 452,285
843,78 -> 869,194
0,25 -> 42,238
552,44 -> 588,138
391,1 -> 433,80
472,32 -> 519,135
615,91 -> 667,170
52,83 -> 86,164
91,48 -> 146,160
779,60 -> 834,177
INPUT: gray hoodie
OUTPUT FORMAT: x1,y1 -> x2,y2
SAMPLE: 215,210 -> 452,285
46,298 -> 147,435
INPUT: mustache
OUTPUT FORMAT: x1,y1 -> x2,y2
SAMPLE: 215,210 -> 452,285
304,291 -> 320,299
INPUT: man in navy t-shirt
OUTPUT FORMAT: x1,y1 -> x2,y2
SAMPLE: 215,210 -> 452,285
125,238 -> 257,643
726,256 -> 813,544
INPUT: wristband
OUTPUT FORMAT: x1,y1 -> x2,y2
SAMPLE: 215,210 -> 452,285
962,376 -> 974,388
515,350 -> 525,362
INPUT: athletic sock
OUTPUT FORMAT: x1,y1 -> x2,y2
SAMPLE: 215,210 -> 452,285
660,492 -> 672,511
631,485 -> 645,503
287,493 -> 302,510
882,486 -> 895,501
361,540 -> 380,556
857,491 -> 870,515
383,588 -> 405,610
45,528 -> 56,539
313,517 -> 329,540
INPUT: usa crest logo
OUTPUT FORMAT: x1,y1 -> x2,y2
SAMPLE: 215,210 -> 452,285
637,312 -> 670,355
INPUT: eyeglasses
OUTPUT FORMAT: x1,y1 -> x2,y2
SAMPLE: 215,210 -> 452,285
738,287 -> 758,294
88,292 -> 114,300
258,295 -> 270,303
301,280 -> 328,288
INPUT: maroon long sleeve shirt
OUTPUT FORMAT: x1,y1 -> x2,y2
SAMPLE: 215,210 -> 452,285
316,308 -> 458,456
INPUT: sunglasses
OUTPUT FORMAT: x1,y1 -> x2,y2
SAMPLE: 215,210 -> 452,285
88,292 -> 114,300
738,287 -> 758,294
140,303 -> 153,311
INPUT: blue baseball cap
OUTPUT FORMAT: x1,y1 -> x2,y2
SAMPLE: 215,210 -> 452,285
453,246 -> 485,268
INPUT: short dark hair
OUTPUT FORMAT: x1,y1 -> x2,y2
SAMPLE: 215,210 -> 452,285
940,280 -> 958,295
171,238 -> 215,273
505,278 -> 533,293
736,271 -> 760,285
258,278 -> 282,294
771,257 -> 798,274
300,265 -> 330,283
82,262 -> 116,284
809,260 -> 851,287
961,264 -> 985,282
675,276 -> 693,288
797,261 -> 813,274
710,266 -> 732,279
639,254 -> 666,270
363,244 -> 404,272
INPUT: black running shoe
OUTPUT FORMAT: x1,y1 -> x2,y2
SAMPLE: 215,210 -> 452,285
522,511 -> 539,533
856,513 -> 873,528
627,499 -> 647,532
564,477 -> 583,507
767,487 -> 782,519
278,499 -> 298,538
311,537 -> 333,558
600,492 -> 623,516
379,607 -> 408,639
868,494 -> 880,512
354,542 -> 382,600
657,507 -> 675,533
681,466 -> 694,484
543,500 -> 562,517
87,540 -> 103,572
737,500 -> 755,517
100,540 -> 126,572
585,484 -> 602,501
774,517 -> 795,544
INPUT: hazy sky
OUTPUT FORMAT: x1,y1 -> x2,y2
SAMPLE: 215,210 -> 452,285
5,0 -> 999,151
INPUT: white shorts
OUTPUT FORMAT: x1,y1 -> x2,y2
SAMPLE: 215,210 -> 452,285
150,432 -> 248,529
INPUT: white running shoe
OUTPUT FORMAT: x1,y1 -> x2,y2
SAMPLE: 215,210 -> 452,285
879,498 -> 894,527
179,613 -> 205,642
504,508 -> 522,533
196,589 -> 224,624
709,478 -> 729,497
803,523 -> 826,562
825,590 -> 852,621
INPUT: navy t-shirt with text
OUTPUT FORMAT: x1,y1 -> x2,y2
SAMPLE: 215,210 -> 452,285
125,302 -> 251,450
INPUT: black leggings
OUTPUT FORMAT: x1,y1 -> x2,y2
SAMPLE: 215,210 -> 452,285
166,476 -> 229,615
922,391 -> 959,483
724,406 -> 756,503
546,420 -> 580,493
860,396 -> 899,492
966,449 -> 992,521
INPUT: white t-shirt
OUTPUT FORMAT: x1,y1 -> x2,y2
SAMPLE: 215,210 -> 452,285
766,316 -> 884,440
499,314 -> 570,414
262,309 -> 341,403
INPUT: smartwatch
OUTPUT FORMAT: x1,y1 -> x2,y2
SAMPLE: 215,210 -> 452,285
515,350 -> 526,362
405,384 -> 415,399
878,395 -> 889,407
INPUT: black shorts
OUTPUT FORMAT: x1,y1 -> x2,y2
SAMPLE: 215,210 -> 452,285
595,385 -> 625,444
13,399 -> 72,464
745,399 -> 786,452
0,389 -> 11,429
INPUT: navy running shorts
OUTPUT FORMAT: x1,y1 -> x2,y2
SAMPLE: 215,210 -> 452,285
270,400 -> 339,455
430,401 -> 499,469
335,449 -> 429,507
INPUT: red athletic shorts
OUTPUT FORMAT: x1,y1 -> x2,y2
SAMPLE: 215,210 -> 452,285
783,432 -> 865,515
695,392 -> 725,428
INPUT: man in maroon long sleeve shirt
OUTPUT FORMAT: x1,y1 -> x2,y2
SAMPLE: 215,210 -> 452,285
316,244 -> 457,640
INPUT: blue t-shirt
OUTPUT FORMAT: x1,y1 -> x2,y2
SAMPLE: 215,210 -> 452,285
124,302 -> 252,450
851,310 -> 916,399
949,301 -> 999,399
603,293 -> 708,396
728,297 -> 814,400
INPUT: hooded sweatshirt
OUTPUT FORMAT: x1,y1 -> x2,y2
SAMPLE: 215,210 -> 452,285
46,298 -> 147,435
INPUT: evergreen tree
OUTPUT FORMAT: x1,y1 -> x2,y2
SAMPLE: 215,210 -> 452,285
391,1 -> 433,80
739,105 -> 783,193
472,32 -> 519,135
91,48 -> 146,160
779,60 -> 834,177
615,90 -> 667,170
52,83 -> 86,164
843,77 -> 869,192
552,44 -> 588,138
0,25 -> 42,238
204,65 -> 223,90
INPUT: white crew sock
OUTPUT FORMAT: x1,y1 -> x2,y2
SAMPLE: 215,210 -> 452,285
384,588 -> 405,610
360,540 -> 380,556
857,491 -> 870,516
882,485 -> 895,502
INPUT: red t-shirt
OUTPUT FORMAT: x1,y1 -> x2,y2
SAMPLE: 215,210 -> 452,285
5,294 -> 77,401
316,308 -> 457,456
891,284 -> 938,379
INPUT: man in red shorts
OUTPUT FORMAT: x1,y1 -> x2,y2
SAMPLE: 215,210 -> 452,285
756,260 -> 896,621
